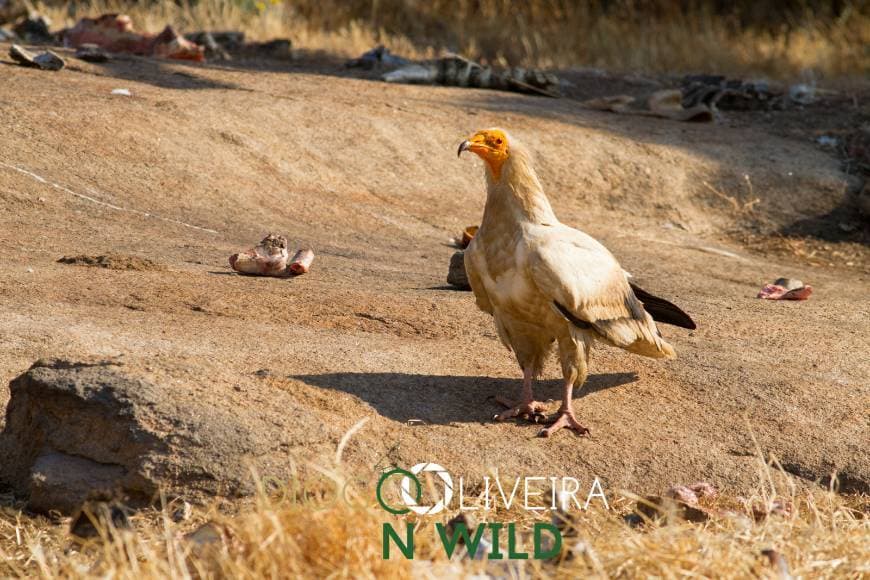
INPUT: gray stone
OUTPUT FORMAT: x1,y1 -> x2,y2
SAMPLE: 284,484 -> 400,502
0,359 -> 332,514
447,250 -> 471,290
75,43 -> 110,63
9,44 -> 64,71
29,452 -> 126,514
12,14 -> 52,43
32,50 -> 65,71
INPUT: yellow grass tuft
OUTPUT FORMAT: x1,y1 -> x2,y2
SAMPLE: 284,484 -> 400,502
1,454 -> 867,578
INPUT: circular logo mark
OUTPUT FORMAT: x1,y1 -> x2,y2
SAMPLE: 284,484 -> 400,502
377,467 -> 421,515
402,463 -> 453,515
376,463 -> 454,515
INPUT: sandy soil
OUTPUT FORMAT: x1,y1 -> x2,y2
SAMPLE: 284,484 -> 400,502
0,46 -> 868,498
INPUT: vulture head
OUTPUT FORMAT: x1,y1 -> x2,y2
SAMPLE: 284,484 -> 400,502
458,128 -> 511,178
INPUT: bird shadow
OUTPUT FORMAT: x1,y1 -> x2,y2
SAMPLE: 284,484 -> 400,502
290,371 -> 638,424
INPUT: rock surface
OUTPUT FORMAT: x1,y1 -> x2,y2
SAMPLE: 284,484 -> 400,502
29,452 -> 126,514
0,57 -> 867,507
0,359 -> 335,514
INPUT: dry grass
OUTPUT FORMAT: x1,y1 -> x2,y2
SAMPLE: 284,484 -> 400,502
35,0 -> 870,79
0,454 -> 867,579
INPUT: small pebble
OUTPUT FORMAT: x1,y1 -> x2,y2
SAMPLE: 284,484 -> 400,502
184,521 -> 226,547
69,499 -> 131,540
172,500 -> 192,522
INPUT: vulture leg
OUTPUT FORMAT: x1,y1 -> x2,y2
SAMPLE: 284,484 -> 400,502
493,367 -> 548,423
539,336 -> 591,437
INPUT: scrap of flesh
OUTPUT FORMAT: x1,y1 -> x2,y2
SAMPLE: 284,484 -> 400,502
229,234 -> 289,276
289,249 -> 314,274
757,278 -> 812,300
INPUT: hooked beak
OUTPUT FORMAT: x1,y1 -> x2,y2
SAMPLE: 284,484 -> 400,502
458,134 -> 488,158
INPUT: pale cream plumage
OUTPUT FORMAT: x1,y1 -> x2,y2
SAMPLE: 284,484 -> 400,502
459,128 -> 688,436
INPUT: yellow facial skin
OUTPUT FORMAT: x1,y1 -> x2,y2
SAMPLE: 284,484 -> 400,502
458,129 -> 510,180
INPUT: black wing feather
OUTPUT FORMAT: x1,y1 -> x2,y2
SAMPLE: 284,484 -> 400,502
629,283 -> 696,330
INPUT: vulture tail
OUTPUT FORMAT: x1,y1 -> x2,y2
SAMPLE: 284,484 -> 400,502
629,283 -> 696,330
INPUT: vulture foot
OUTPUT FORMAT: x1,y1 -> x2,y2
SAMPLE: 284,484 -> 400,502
538,410 -> 590,438
493,397 -> 548,423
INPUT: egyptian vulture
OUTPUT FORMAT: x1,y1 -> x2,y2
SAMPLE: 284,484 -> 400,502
458,129 -> 695,437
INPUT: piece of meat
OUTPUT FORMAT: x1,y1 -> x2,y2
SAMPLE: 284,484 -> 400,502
288,248 -> 314,274
751,498 -> 794,521
229,234 -> 289,276
664,481 -> 718,505
63,14 -> 204,62
63,14 -> 149,55
757,278 -> 812,300
148,25 -> 206,62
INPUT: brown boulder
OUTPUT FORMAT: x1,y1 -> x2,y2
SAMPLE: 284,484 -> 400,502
0,359 -> 333,514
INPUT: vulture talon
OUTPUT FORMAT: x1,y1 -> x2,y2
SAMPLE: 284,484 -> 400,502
494,400 -> 548,422
538,411 -> 591,438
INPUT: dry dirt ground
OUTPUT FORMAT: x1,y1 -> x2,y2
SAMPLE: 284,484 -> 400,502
0,46 -> 868,501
